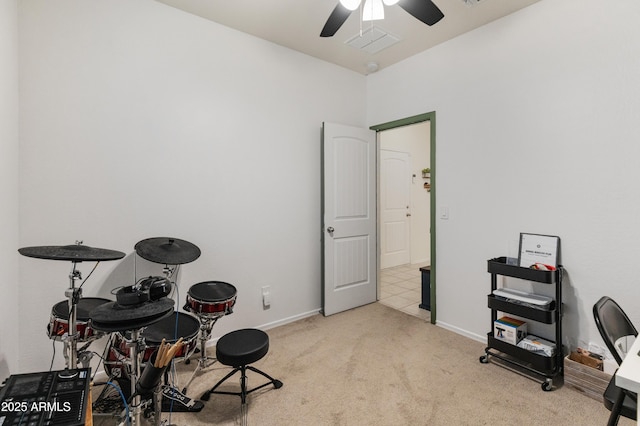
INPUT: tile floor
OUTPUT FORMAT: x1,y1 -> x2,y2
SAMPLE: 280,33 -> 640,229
378,262 -> 430,321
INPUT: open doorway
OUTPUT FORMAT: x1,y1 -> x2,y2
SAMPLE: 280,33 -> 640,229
371,113 -> 436,324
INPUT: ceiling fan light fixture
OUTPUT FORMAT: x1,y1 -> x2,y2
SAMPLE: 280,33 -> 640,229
339,0 -> 361,11
382,0 -> 399,5
363,0 -> 385,21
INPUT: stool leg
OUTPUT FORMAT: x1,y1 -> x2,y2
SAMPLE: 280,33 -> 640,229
240,365 -> 248,404
200,364 -> 283,402
239,366 -> 248,426
245,366 -> 283,393
200,367 -> 241,401
241,399 -> 248,426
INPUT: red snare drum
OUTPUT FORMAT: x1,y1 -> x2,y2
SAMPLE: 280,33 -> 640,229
184,281 -> 237,317
48,297 -> 111,342
109,312 -> 199,368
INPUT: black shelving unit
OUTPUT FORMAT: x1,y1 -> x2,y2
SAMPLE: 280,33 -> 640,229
479,257 -> 564,391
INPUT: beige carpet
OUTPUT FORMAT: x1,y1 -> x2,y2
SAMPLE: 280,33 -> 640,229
94,302 -> 632,425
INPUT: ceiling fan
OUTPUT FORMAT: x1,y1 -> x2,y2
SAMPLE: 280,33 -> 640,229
320,0 -> 444,37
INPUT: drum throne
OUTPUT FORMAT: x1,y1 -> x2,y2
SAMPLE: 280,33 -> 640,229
200,329 -> 282,420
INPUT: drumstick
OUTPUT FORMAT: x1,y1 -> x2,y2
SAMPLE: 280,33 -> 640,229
160,339 -> 168,364
159,342 -> 171,367
162,337 -> 184,367
155,339 -> 167,368
160,341 -> 171,367
167,337 -> 184,363
158,340 -> 170,367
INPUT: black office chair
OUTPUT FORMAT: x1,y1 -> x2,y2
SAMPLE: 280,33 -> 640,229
593,296 -> 638,426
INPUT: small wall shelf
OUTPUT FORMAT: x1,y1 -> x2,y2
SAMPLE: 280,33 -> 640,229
421,169 -> 431,191
422,168 -> 431,192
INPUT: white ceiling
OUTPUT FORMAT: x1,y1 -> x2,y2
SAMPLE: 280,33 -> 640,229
155,0 -> 541,75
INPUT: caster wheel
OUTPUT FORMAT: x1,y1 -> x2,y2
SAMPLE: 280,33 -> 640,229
541,381 -> 553,391
479,355 -> 489,364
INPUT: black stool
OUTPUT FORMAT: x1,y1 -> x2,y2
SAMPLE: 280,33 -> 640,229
201,329 -> 282,406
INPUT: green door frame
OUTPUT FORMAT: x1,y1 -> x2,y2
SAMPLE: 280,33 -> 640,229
370,112 -> 436,324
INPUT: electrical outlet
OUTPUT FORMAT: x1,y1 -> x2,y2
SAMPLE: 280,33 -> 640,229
262,286 -> 271,309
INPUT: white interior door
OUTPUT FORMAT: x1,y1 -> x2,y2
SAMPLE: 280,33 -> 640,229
380,150 -> 411,269
322,122 -> 377,316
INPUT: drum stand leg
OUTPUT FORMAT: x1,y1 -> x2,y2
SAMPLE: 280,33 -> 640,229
152,386 -> 162,426
77,343 -> 94,369
64,262 -> 83,370
126,329 -> 144,426
182,316 -> 219,394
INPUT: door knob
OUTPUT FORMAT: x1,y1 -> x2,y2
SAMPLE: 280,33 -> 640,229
327,227 -> 335,233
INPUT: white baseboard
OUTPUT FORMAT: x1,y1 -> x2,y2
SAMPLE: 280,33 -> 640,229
258,309 -> 320,331
436,320 -> 486,344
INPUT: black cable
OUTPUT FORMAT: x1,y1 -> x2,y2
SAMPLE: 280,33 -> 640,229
90,334 -> 114,383
78,261 -> 100,290
104,381 -> 130,426
49,340 -> 56,371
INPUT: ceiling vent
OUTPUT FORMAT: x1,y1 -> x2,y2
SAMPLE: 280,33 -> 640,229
345,26 -> 400,54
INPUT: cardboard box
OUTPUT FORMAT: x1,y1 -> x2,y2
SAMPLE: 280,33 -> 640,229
493,316 -> 527,345
565,352 -> 611,402
572,347 -> 604,370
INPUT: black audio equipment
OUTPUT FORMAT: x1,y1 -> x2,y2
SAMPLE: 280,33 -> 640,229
0,368 -> 90,426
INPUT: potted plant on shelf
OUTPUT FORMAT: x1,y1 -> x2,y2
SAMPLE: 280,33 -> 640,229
422,168 -> 431,178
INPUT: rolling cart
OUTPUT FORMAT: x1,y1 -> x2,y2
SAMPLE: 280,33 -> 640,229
479,257 -> 564,391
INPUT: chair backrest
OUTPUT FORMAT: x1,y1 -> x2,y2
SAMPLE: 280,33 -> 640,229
593,296 -> 638,365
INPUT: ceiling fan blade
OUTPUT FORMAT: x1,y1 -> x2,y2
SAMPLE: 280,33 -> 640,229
320,3 -> 353,37
397,0 -> 444,26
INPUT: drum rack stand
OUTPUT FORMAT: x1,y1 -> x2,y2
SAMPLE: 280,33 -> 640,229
64,262 -> 83,370
63,262 -> 101,371
182,315 -> 221,394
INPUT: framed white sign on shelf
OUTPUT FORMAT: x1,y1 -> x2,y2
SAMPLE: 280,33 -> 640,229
518,233 -> 560,269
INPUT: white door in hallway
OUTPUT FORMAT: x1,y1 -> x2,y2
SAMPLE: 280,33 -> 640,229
321,122 -> 377,316
380,150 -> 411,269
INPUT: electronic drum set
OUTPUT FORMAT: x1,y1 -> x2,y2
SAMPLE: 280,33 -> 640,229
18,237 -> 238,426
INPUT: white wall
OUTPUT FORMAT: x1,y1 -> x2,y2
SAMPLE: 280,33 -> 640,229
367,0 -> 640,351
17,0 -> 366,372
0,0 -> 20,382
